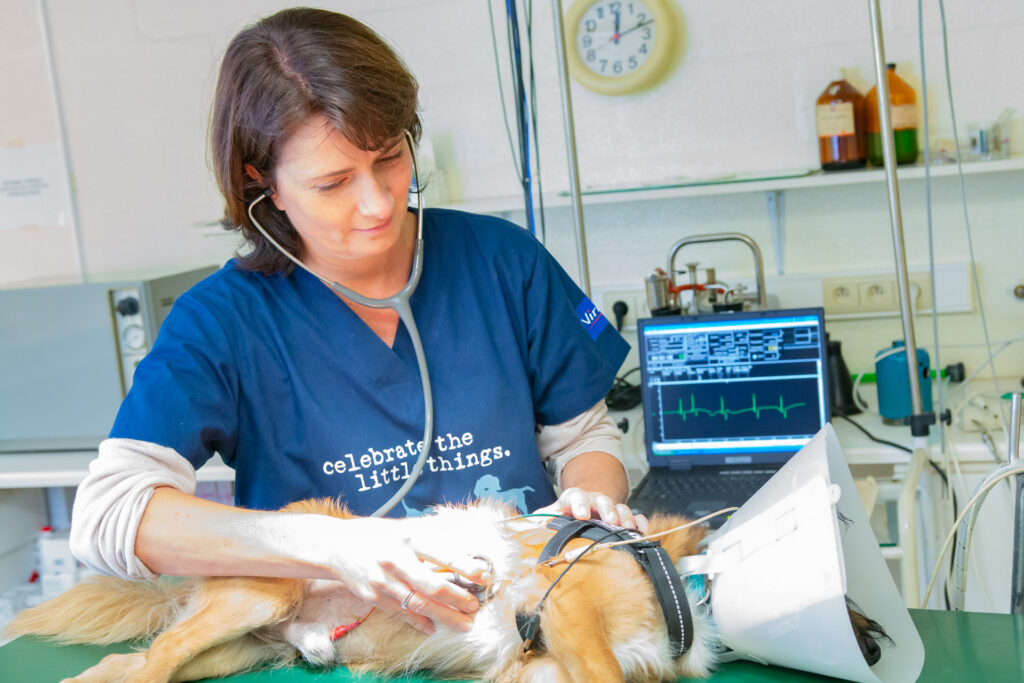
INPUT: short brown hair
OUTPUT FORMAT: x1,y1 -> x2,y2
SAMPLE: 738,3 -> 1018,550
210,8 -> 421,273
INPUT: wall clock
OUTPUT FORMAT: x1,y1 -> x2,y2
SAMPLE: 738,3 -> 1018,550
564,0 -> 679,96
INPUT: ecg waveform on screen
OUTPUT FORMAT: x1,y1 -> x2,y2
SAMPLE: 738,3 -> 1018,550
658,394 -> 808,421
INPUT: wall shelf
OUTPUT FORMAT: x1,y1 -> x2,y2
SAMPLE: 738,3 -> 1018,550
438,155 -> 1024,215
438,155 -> 1024,275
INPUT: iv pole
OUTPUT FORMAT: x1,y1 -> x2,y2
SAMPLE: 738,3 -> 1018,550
550,0 -> 592,297
867,0 -> 936,609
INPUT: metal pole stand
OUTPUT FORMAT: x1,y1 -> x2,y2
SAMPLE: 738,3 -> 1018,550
1009,393 -> 1023,613
866,0 -> 940,608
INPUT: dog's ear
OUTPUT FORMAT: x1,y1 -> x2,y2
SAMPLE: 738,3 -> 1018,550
645,514 -> 705,561
846,597 -> 893,666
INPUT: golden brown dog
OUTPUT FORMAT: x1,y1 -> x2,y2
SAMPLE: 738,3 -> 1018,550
7,499 -> 716,682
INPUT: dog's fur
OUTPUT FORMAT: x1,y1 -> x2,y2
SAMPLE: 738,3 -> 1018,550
7,498 -> 892,682
7,499 -> 717,682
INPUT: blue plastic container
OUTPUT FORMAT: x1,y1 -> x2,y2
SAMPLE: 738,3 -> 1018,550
875,341 -> 932,424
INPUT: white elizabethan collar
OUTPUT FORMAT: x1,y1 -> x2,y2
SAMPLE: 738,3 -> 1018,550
676,424 -> 925,683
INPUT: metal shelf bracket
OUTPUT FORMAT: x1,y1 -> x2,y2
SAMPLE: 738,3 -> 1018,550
766,190 -> 785,275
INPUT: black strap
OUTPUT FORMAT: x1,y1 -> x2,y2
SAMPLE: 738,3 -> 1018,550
519,517 -> 693,658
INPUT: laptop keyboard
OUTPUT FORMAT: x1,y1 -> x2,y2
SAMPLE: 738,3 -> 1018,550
639,470 -> 773,502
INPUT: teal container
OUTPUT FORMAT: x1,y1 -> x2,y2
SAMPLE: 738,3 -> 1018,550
875,341 -> 932,424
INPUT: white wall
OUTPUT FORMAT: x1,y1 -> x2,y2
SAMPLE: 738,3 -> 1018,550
2,0 -> 1022,378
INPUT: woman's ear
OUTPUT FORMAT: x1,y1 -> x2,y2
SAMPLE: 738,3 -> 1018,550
244,164 -> 283,211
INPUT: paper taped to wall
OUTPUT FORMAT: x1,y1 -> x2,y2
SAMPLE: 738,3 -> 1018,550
0,141 -> 71,231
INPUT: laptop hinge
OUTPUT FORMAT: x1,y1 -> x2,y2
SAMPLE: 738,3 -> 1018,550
667,459 -> 692,471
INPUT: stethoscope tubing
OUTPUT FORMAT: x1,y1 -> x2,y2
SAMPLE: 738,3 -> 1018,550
246,130 -> 433,517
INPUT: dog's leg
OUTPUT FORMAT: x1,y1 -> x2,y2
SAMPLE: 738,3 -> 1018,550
539,592 -> 625,683
170,634 -> 296,682
517,655 -> 572,683
122,576 -> 304,683
59,652 -> 147,683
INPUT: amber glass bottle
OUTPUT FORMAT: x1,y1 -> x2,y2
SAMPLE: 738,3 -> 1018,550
815,74 -> 867,171
866,64 -> 919,166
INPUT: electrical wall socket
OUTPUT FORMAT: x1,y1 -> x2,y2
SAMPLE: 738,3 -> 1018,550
596,287 -> 650,332
824,282 -> 861,313
823,273 -> 934,315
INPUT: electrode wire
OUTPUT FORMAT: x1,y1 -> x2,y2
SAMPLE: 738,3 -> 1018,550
541,507 -> 739,567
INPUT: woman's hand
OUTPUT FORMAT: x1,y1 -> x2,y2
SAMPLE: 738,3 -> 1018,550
322,517 -> 489,635
534,487 -> 649,533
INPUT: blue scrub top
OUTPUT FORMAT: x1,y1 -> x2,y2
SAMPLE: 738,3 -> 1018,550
110,209 -> 629,516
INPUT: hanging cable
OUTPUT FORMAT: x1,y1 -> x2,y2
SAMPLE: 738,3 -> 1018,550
488,0 -> 547,241
524,0 -> 547,244
504,0 -> 536,235
486,0 -> 523,182
936,0 -> 1004,421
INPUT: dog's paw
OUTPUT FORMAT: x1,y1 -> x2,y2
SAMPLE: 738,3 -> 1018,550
283,621 -> 337,667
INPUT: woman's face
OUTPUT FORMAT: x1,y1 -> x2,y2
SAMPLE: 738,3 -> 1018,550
268,115 -> 414,273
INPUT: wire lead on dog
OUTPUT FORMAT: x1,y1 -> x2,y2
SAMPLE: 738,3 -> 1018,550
540,508 -> 739,567
329,607 -> 376,641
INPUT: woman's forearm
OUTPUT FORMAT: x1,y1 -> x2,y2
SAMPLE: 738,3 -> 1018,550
559,450 -> 630,503
135,487 -> 340,579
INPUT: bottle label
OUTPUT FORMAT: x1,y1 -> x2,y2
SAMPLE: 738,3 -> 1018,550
816,102 -> 856,137
891,104 -> 917,130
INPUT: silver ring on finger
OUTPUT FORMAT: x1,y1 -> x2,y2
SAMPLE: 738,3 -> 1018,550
400,589 -> 415,611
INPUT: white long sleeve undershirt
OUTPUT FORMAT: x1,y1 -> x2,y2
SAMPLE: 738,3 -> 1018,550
70,400 -> 623,580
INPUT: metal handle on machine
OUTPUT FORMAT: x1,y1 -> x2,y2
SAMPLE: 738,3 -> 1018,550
666,232 -> 767,308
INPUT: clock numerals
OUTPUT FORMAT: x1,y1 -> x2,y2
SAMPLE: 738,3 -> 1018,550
575,0 -> 657,79
566,0 -> 678,95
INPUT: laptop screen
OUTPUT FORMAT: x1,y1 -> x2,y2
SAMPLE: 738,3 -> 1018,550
637,308 -> 830,468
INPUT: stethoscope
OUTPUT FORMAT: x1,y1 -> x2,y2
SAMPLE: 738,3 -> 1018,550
246,130 -> 432,517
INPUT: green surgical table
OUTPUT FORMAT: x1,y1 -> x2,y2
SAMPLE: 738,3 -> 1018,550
1,609 -> 1021,682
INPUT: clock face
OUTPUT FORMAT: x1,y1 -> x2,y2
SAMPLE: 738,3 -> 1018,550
565,0 -> 677,95
575,0 -> 656,79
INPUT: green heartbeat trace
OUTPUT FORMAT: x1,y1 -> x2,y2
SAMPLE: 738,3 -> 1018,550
660,394 -> 807,420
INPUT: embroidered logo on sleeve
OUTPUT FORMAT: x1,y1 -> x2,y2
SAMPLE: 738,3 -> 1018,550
575,297 -> 609,341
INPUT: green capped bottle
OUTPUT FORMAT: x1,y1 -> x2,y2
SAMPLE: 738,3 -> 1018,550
866,64 -> 919,166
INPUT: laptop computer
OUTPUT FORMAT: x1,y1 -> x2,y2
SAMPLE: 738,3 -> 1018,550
627,308 -> 830,528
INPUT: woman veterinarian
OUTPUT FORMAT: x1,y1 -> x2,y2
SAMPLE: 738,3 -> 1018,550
69,8 -> 637,637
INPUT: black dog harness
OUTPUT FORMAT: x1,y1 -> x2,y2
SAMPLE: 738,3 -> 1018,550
515,517 -> 694,658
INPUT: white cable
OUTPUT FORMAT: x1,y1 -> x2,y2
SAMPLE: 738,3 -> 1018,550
949,461 -> 1022,611
944,429 -> 969,504
922,462 -> 1024,607
936,0 -> 1004,420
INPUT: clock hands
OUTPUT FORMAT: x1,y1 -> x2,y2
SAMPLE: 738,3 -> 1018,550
613,10 -> 621,44
615,17 -> 654,41
595,17 -> 653,53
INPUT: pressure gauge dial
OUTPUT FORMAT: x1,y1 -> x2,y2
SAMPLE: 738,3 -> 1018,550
121,324 -> 147,351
